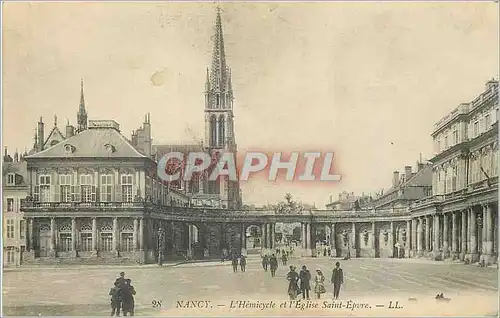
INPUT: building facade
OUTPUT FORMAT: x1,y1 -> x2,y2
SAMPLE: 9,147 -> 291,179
3,152 -> 28,267
409,79 -> 498,265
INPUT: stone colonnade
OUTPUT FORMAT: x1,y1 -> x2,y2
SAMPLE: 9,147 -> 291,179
408,203 -> 497,265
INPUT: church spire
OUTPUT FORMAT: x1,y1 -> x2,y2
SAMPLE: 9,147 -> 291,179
77,78 -> 88,133
210,7 -> 227,92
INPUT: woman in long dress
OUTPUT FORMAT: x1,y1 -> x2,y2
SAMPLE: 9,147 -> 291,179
286,266 -> 300,300
314,269 -> 326,299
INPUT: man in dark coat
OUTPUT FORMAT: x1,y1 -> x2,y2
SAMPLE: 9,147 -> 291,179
116,272 -> 126,288
269,254 -> 278,277
232,256 -> 239,273
240,255 -> 247,272
331,262 -> 344,299
299,265 -> 311,300
121,279 -> 136,316
262,255 -> 269,271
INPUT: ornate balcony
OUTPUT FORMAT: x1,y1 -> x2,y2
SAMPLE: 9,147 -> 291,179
21,200 -> 152,213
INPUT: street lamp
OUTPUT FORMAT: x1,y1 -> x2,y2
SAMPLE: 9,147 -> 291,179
157,227 -> 165,266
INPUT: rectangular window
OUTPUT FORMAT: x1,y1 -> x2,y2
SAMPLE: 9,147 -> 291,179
474,122 -> 479,137
485,114 -> 491,129
121,175 -> 133,203
80,175 -> 95,203
80,233 -> 92,252
59,175 -> 73,203
6,250 -> 14,263
6,198 -> 14,212
39,175 -> 51,202
453,130 -> 458,144
100,233 -> 113,251
20,220 -> 25,239
59,233 -> 72,252
100,175 -> 113,202
7,219 -> 15,239
121,233 -> 134,252
444,136 -> 448,149
7,174 -> 14,185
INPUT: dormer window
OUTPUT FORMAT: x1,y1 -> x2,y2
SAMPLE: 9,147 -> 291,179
104,144 -> 116,153
6,173 -> 15,185
51,140 -> 59,146
64,144 -> 75,155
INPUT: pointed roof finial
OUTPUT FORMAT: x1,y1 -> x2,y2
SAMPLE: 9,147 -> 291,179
79,78 -> 86,113
66,118 -> 70,126
54,114 -> 58,127
210,6 -> 227,91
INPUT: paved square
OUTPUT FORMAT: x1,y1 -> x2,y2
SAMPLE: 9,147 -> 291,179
3,256 -> 498,316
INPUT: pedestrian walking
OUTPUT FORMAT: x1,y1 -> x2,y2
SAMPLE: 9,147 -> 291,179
262,255 -> 269,272
299,265 -> 311,300
121,279 -> 136,316
109,281 -> 121,317
327,247 -> 331,257
281,252 -> 288,266
286,266 -> 300,300
240,255 -> 247,272
232,257 -> 239,273
314,269 -> 326,299
331,262 -> 344,300
269,254 -> 278,277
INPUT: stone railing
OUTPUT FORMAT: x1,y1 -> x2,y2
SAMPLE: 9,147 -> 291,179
22,201 -> 150,210
411,195 -> 444,208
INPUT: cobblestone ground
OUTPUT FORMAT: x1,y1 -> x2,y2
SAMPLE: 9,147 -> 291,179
2,256 -> 498,316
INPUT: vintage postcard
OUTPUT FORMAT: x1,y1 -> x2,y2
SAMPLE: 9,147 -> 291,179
1,1 -> 498,317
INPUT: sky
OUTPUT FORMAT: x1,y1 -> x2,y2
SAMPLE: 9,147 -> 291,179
2,2 -> 499,207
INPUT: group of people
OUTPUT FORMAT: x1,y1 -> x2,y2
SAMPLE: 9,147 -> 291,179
231,255 -> 247,272
261,254 -> 280,277
286,262 -> 344,300
109,272 -> 137,316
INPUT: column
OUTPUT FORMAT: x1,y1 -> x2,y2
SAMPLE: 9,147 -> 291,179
351,223 -> 356,258
389,221 -> 394,258
481,206 -> 487,255
460,210 -> 467,260
485,204 -> 494,256
469,208 -> 478,262
306,223 -> 312,254
270,224 -> 275,250
452,212 -> 458,257
301,223 -> 306,250
467,209 -> 472,253
133,218 -> 138,251
112,217 -> 118,252
411,218 -> 417,256
405,220 -> 411,258
188,224 -> 193,258
92,218 -> 97,252
331,223 -> 337,257
50,217 -> 56,252
425,215 -> 430,251
433,214 -> 440,257
371,222 -> 376,257
139,218 -> 144,250
28,218 -> 34,251
443,213 -> 449,258
241,223 -> 247,255
71,218 -> 77,252
417,218 -> 423,255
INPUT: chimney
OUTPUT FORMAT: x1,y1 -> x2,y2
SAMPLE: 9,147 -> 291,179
417,162 -> 424,172
392,171 -> 400,188
66,123 -> 75,138
143,113 -> 152,157
405,166 -> 412,181
38,117 -> 45,152
14,149 -> 19,162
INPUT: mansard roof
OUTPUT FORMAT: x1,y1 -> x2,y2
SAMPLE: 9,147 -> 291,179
26,127 -> 148,159
2,161 -> 28,186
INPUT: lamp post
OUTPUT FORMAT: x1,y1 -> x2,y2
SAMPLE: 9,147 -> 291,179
157,227 -> 165,266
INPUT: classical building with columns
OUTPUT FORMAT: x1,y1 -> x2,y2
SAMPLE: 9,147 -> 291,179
409,78 -> 498,264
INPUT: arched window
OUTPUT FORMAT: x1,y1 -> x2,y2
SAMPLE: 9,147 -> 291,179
210,116 -> 217,147
218,116 -> 225,147
216,94 -> 220,108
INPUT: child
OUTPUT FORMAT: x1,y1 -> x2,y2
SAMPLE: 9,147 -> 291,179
109,281 -> 121,316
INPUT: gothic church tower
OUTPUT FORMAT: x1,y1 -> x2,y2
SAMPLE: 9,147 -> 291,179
204,9 -> 241,208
